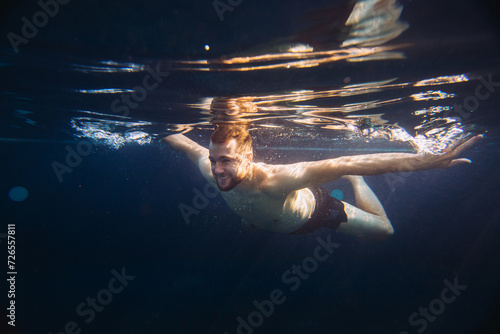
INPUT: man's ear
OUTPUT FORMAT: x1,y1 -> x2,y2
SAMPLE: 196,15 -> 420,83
246,151 -> 253,163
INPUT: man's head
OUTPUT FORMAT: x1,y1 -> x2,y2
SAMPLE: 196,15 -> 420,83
209,124 -> 253,191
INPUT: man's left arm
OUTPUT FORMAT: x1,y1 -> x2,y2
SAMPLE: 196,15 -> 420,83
266,135 -> 482,194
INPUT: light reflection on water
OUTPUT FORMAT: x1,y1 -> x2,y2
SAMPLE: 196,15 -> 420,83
3,0 -> 491,154
169,0 -> 409,70
72,73 -> 475,153
67,0 -> 485,152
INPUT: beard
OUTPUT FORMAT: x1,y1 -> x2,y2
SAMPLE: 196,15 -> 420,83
214,173 -> 244,191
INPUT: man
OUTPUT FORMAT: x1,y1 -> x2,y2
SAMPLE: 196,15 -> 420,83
163,124 -> 481,241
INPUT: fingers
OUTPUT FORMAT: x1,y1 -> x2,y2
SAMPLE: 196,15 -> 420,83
446,134 -> 482,166
448,158 -> 472,167
452,134 -> 483,156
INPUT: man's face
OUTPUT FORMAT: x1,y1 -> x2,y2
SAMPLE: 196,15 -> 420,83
208,139 -> 251,191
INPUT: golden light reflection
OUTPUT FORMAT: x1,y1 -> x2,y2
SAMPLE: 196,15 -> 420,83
413,106 -> 451,116
413,74 -> 469,87
170,46 -> 402,72
72,71 -> 478,154
167,0 -> 410,72
170,72 -> 471,146
179,75 -> 466,126
69,0 -> 482,156
411,90 -> 455,101
71,70 -> 472,150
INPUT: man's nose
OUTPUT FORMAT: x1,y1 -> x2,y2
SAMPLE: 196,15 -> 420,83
214,162 -> 224,174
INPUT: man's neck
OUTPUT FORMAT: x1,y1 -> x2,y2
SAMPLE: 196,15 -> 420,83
235,163 -> 257,191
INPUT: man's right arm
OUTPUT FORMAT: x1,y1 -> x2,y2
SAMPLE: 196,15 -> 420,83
162,134 -> 212,178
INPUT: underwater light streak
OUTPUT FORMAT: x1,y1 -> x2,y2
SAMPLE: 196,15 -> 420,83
72,61 -> 144,73
174,47 -> 381,65
413,106 -> 451,116
411,90 -> 455,101
413,74 -> 469,87
169,45 -> 405,72
76,88 -> 134,94
74,110 -> 131,119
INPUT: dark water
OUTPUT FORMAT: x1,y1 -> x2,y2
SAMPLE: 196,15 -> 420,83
1,0 -> 500,334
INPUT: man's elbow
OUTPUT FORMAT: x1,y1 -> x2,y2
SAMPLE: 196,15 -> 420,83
366,230 -> 393,242
380,226 -> 394,241
378,221 -> 395,241
369,220 -> 394,242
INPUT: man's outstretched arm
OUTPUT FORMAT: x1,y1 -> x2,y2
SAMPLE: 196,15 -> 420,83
161,134 -> 213,181
266,135 -> 483,194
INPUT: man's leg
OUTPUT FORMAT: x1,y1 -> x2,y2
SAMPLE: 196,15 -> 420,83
336,176 -> 394,241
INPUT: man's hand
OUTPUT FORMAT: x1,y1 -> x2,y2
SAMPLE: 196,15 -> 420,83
418,134 -> 483,169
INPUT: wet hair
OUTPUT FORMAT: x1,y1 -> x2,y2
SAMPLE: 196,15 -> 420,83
210,96 -> 258,116
210,124 -> 252,154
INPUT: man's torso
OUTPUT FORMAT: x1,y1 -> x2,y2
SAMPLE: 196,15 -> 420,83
207,162 -> 316,233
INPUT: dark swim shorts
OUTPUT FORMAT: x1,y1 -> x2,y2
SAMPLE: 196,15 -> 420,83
290,186 -> 348,235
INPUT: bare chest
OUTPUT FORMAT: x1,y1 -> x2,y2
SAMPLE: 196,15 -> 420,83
220,188 -> 315,232
221,189 -> 282,220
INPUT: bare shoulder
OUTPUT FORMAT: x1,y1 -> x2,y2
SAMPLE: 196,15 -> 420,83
253,162 -> 301,198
